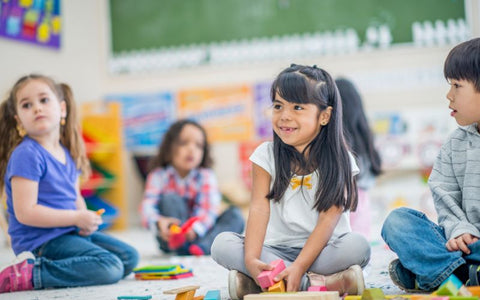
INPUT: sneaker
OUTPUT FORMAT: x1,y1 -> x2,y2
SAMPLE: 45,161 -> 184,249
228,270 -> 262,300
307,265 -> 365,295
388,259 -> 423,293
0,251 -> 35,293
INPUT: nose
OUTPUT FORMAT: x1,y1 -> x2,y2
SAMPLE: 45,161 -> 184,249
33,102 -> 42,113
446,87 -> 454,102
280,109 -> 292,121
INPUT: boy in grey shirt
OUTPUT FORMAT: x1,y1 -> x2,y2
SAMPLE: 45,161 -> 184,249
382,37 -> 480,292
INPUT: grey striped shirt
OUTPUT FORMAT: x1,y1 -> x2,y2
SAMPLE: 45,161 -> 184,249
428,124 -> 480,240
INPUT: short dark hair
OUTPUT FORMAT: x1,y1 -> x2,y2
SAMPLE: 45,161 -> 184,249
444,37 -> 480,92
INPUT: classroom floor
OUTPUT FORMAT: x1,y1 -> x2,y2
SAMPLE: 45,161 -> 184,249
0,227 -> 403,300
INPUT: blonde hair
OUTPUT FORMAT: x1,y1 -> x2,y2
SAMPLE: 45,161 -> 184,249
0,74 -> 91,193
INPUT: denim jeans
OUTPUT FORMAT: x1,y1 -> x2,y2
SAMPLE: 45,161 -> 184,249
381,207 -> 476,290
156,194 -> 245,255
32,231 -> 139,289
211,231 -> 371,291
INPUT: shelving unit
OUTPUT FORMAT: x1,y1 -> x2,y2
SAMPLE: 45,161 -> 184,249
80,102 -> 127,230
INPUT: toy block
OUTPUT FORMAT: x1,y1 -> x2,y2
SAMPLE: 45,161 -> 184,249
361,288 -> 385,300
308,286 -> 327,292
117,296 -> 152,300
449,297 -> 480,300
430,297 -> 449,300
257,259 -> 286,289
204,290 -> 221,300
436,275 -> 472,296
268,280 -> 285,292
193,296 -> 204,300
244,291 -> 338,299
164,285 -> 200,300
344,296 -> 362,300
467,286 -> 480,297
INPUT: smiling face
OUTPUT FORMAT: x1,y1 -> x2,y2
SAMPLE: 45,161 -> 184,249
14,79 -> 66,140
272,92 -> 331,153
446,78 -> 480,127
171,124 -> 205,177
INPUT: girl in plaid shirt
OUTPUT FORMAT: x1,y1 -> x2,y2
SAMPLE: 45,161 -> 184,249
141,119 -> 244,256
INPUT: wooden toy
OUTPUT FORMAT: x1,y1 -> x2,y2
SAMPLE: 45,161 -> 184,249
361,288 -> 385,300
204,290 -> 221,300
117,296 -> 152,300
436,275 -> 472,296
308,286 -> 327,292
467,286 -> 480,297
133,264 -> 193,280
168,216 -> 201,249
257,259 -> 286,289
268,280 -> 285,292
244,291 -> 339,299
164,285 -> 200,300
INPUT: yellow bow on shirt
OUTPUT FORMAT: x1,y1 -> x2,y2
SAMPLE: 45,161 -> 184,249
290,175 -> 312,190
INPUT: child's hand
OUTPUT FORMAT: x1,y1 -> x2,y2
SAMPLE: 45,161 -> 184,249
75,210 -> 102,236
446,233 -> 479,254
245,258 -> 273,287
157,216 -> 180,241
185,228 -> 197,242
275,263 -> 304,292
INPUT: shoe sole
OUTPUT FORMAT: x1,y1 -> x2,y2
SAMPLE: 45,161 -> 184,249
388,259 -> 423,293
350,265 -> 365,295
228,270 -> 240,300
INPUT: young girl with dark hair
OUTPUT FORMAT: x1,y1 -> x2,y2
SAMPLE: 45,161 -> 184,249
336,78 -> 382,239
0,74 -> 138,293
141,119 -> 244,256
211,64 -> 371,299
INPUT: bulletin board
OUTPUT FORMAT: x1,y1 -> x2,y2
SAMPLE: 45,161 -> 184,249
0,0 -> 61,49
109,0 -> 464,53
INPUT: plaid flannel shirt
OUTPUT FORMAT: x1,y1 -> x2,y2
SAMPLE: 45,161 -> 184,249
140,165 -> 220,237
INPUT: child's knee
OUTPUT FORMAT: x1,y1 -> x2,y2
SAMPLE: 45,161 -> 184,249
211,232 -> 238,261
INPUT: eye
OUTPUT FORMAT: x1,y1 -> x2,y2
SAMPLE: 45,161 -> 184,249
40,97 -> 49,103
273,104 -> 282,110
21,102 -> 31,109
294,105 -> 303,110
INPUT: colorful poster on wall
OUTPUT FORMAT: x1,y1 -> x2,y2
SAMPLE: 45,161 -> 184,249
105,92 -> 176,153
0,0 -> 61,49
177,85 -> 254,142
254,81 -> 273,139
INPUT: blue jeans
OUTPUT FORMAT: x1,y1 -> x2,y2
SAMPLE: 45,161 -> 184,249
157,194 -> 245,255
32,231 -> 139,289
381,207 -> 480,290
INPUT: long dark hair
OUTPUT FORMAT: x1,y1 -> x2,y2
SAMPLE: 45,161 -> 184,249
148,119 -> 213,172
266,64 -> 357,212
336,78 -> 381,176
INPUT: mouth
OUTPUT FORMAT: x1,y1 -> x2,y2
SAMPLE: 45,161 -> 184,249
279,126 -> 297,133
449,107 -> 457,117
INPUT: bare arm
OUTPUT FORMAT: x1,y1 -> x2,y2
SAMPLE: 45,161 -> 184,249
277,205 -> 343,291
11,176 -> 100,232
244,163 -> 273,281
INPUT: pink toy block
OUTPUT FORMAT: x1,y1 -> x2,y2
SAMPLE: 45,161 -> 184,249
308,286 -> 327,291
257,259 -> 286,289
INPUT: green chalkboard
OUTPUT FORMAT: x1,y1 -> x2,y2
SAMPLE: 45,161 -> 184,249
109,0 -> 465,53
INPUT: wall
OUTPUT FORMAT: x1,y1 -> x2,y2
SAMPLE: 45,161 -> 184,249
0,0 -> 478,228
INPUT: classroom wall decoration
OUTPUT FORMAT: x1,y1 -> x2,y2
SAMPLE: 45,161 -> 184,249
177,85 -> 254,143
254,82 -> 273,140
105,92 -> 176,153
0,0 -> 61,49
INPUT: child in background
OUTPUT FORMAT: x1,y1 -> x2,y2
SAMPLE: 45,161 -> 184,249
336,78 -> 382,240
141,119 -> 244,256
0,74 -> 139,293
382,37 -> 480,292
211,64 -> 371,300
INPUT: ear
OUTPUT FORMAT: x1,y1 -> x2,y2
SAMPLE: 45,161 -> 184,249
60,100 -> 67,118
319,106 -> 333,125
14,115 -> 22,127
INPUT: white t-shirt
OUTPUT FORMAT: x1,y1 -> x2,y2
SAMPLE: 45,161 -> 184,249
249,141 -> 359,248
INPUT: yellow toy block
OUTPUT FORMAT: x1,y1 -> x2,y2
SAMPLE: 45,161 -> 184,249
244,291 -> 338,299
268,280 -> 285,292
361,288 -> 385,300
164,286 -> 200,300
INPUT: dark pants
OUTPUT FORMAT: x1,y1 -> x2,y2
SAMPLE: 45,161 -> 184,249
156,194 -> 244,255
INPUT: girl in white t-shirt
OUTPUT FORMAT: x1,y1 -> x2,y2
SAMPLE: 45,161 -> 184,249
211,64 -> 371,299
